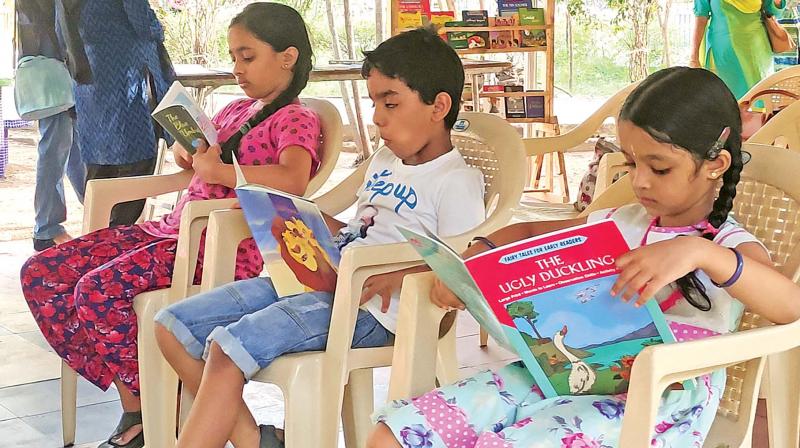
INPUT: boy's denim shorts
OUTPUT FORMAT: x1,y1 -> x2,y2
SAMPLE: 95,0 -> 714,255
154,277 -> 391,379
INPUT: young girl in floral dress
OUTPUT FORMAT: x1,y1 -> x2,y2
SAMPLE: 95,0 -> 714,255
20,3 -> 321,447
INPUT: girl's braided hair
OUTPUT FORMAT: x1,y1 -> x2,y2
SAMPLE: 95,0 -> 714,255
219,2 -> 313,164
619,67 -> 743,311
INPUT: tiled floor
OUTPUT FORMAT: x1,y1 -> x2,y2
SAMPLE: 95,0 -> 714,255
0,237 -> 521,447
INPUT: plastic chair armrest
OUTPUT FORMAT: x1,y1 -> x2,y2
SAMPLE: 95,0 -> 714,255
620,321 -> 800,446
168,198 -> 239,300
388,272 -> 446,400
200,208 -> 251,291
82,170 -> 194,233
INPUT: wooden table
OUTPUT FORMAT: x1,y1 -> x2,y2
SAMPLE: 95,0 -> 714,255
175,59 -> 512,111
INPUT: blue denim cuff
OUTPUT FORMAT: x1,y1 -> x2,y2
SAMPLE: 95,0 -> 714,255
154,308 -> 206,360
204,326 -> 262,380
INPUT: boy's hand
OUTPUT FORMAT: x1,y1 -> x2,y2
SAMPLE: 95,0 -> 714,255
192,140 -> 224,184
430,277 -> 465,311
611,237 -> 706,307
172,142 -> 194,170
360,271 -> 406,313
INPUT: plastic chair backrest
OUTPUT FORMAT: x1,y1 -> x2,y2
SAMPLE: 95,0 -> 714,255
747,99 -> 800,150
450,112 -> 526,223
716,143 -> 800,420
299,98 -> 343,196
740,66 -> 800,113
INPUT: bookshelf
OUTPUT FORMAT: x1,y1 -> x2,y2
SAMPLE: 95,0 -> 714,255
389,0 -> 567,202
389,0 -> 556,125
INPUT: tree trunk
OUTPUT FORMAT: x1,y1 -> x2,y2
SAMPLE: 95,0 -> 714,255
528,320 -> 544,339
344,0 -> 373,163
567,10 -> 574,93
324,0 -> 364,160
628,0 -> 654,82
659,0 -> 673,67
376,0 -> 385,44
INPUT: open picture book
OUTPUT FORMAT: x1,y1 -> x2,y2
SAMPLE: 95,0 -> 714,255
398,220 -> 681,398
151,81 -> 218,153
232,156 -> 340,297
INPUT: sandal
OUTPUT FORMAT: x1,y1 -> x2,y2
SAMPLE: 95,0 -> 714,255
97,411 -> 144,448
259,424 -> 285,448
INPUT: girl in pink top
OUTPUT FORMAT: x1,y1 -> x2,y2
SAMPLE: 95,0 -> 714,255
19,3 -> 320,447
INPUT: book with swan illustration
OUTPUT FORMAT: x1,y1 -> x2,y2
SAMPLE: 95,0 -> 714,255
398,220 -> 677,398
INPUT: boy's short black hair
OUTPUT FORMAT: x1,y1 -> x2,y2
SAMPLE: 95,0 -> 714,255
361,27 -> 464,129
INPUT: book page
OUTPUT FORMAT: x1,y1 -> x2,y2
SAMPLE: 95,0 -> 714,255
152,81 -> 218,152
397,225 -> 515,352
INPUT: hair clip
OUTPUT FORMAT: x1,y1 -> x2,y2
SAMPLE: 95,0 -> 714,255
706,126 -> 731,159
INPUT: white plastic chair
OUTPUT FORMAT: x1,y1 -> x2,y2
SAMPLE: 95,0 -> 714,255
747,99 -> 800,150
740,65 -> 800,114
60,97 -> 343,448
181,112 -> 528,447
388,143 -> 800,448
513,81 -> 639,223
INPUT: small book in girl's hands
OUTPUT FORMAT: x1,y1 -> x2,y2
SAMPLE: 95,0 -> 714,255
398,220 -> 683,398
232,156 -> 340,298
152,81 -> 218,153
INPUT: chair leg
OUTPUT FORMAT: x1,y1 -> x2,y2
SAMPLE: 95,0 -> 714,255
342,368 -> 374,448
136,296 -> 180,448
766,348 -> 800,448
557,151 -> 570,203
61,362 -> 77,447
283,363 -> 341,447
479,328 -> 489,347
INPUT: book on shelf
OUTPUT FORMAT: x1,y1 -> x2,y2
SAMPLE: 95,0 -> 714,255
151,81 -> 218,153
525,92 -> 545,118
460,10 -> 489,49
445,22 -> 470,49
519,7 -> 547,47
504,85 -> 526,118
498,0 -> 533,16
398,0 -> 431,16
488,15 -> 521,49
232,156 -> 340,298
398,10 -> 424,29
398,220 -> 680,398
462,9 -> 489,26
428,11 -> 456,39
481,85 -> 506,118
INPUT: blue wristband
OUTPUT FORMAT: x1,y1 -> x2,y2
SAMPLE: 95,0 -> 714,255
711,248 -> 743,288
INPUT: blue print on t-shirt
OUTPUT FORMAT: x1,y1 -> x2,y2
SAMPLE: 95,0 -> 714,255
365,169 -> 418,213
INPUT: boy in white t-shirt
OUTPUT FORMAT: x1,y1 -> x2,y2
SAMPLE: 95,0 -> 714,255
154,27 -> 486,448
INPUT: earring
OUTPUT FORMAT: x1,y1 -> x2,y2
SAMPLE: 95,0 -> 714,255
282,64 -> 289,69
711,172 -> 719,179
